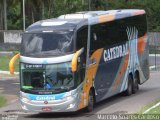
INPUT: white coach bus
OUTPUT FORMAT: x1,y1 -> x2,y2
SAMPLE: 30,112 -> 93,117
9,9 -> 149,112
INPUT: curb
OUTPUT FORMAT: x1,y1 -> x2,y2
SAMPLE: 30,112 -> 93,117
0,71 -> 19,81
0,71 -> 19,75
0,51 -> 13,56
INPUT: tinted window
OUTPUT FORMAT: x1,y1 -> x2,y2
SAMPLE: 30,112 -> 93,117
21,31 -> 74,57
90,20 -> 128,53
76,26 -> 88,50
76,26 -> 88,84
125,14 -> 147,37
90,14 -> 147,53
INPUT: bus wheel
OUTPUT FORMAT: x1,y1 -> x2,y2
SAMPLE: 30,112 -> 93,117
86,90 -> 94,112
125,75 -> 133,96
132,73 -> 139,94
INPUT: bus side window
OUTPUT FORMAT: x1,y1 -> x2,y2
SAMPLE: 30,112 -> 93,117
76,26 -> 88,51
76,26 -> 88,84
130,14 -> 147,37
76,26 -> 88,65
90,25 -> 103,55
90,24 -> 110,55
90,20 -> 129,56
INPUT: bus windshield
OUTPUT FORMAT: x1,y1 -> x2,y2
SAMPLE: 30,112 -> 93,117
21,31 -> 74,57
21,62 -> 74,93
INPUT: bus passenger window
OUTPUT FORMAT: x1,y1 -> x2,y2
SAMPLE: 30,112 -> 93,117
76,26 -> 88,64
76,26 -> 88,84
76,26 -> 88,51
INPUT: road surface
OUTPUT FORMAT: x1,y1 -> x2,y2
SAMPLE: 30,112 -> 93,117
0,71 -> 160,120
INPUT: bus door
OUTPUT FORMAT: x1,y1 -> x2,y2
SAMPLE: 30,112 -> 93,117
86,25 -> 105,98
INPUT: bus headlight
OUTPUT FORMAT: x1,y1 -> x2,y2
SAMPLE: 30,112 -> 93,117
21,97 -> 30,102
20,92 -> 30,102
62,93 -> 77,101
62,96 -> 73,101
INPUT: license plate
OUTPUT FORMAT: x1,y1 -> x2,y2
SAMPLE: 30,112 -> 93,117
42,107 -> 52,111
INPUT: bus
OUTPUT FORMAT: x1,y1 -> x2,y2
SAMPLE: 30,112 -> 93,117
9,9 -> 149,113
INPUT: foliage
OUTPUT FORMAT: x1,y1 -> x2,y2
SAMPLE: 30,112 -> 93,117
107,0 -> 160,32
0,55 -> 19,72
7,0 -> 23,29
3,0 -> 160,31
0,96 -> 6,107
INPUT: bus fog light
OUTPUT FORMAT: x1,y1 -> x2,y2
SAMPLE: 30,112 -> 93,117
67,103 -> 75,109
22,104 -> 28,110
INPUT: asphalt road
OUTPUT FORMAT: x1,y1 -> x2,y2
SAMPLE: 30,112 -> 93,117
0,78 -> 19,96
0,71 -> 160,120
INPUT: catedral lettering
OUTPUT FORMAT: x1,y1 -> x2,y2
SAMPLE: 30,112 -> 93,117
36,96 -> 55,101
9,9 -> 149,113
104,43 -> 128,62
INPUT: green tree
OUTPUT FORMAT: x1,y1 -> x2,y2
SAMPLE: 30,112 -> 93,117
0,1 -> 4,29
7,0 -> 23,29
3,0 -> 160,31
107,0 -> 160,31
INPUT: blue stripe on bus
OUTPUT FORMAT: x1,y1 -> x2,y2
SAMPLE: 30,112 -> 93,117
27,93 -> 65,100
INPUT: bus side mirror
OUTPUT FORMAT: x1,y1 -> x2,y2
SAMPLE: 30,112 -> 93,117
9,53 -> 20,75
71,48 -> 84,72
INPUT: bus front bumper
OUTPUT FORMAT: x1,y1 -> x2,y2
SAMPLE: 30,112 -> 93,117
20,94 -> 79,113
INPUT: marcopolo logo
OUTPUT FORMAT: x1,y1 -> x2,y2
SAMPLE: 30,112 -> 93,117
103,43 -> 129,62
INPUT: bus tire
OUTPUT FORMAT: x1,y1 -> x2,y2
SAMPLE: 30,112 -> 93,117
125,75 -> 133,96
86,89 -> 95,112
132,73 -> 139,94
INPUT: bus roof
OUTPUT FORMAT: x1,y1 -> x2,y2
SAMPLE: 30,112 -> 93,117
26,9 -> 145,32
